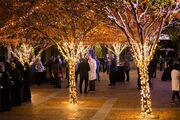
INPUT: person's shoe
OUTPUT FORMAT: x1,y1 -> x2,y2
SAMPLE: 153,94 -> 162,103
84,92 -> 88,94
88,90 -> 94,92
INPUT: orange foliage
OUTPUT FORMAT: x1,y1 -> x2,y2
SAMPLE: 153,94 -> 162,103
84,24 -> 127,45
0,38 -> 19,47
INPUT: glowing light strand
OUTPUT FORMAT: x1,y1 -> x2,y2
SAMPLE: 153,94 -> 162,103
105,1 -> 179,118
56,41 -> 90,104
106,43 -> 127,66
130,40 -> 157,118
0,1 -> 46,32
10,43 -> 45,66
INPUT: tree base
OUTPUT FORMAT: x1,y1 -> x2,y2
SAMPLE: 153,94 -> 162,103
135,113 -> 159,119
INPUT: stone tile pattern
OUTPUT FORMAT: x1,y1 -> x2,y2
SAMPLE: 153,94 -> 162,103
0,70 -> 180,120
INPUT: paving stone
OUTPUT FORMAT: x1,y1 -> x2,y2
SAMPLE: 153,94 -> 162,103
0,69 -> 179,120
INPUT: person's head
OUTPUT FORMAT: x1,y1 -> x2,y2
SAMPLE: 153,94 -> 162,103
11,62 -> 16,69
87,54 -> 92,60
0,65 -> 5,72
173,64 -> 180,71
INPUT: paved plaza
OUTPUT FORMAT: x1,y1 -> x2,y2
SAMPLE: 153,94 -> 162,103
0,69 -> 180,120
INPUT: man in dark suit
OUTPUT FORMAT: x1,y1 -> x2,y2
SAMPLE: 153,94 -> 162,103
77,58 -> 90,94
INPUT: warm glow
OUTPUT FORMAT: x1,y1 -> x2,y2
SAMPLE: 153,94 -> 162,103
106,43 -> 127,66
67,101 -> 78,109
0,2 -> 46,33
105,0 -> 179,117
10,43 -> 43,66
57,41 -> 90,104
131,41 -> 157,117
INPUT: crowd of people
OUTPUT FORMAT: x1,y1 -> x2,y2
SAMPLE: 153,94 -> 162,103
0,55 -> 60,112
0,50 -> 179,112
0,60 -> 31,112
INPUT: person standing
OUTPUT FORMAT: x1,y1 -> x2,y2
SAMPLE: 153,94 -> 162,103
4,60 -> 12,75
35,57 -> 45,85
159,55 -> 164,71
52,58 -> 62,88
170,64 -> 180,104
104,54 -> 110,74
88,54 -> 97,92
124,60 -> 130,82
109,54 -> 117,86
77,58 -> 90,94
65,62 -> 69,88
23,63 -> 31,102
95,56 -> 100,81
46,56 -> 55,85
0,65 -> 11,112
10,62 -> 22,106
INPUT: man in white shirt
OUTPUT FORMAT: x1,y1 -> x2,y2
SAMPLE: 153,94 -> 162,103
171,64 -> 180,104
88,54 -> 97,91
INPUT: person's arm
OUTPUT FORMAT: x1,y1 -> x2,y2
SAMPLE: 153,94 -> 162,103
93,60 -> 97,72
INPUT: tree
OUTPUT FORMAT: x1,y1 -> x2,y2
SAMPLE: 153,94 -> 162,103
86,23 -> 128,63
98,0 -> 179,118
10,37 -> 51,66
0,1 -> 48,63
164,18 -> 180,55
0,1 -> 46,38
105,43 -> 128,66
22,0 -> 101,104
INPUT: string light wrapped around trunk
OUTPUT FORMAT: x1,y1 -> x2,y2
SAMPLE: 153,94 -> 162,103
57,41 -> 89,104
68,58 -> 77,104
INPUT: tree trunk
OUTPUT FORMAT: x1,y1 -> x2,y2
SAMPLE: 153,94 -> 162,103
139,63 -> 152,117
116,53 -> 120,66
68,59 -> 77,104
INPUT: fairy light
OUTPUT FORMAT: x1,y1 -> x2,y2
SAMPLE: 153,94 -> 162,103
0,1 -> 46,32
57,41 -> 89,104
105,0 -> 179,117
10,43 -> 43,66
130,40 -> 157,117
106,43 -> 127,66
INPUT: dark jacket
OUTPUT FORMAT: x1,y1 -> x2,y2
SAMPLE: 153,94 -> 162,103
110,58 -> 117,72
10,68 -> 22,89
77,60 -> 90,78
0,71 -> 11,90
23,66 -> 31,85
